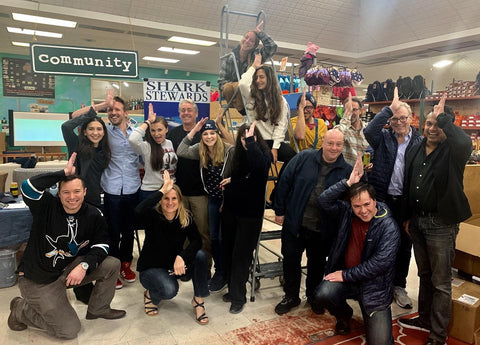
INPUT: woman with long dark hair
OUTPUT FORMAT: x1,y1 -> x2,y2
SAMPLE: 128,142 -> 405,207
220,121 -> 272,313
129,103 -> 177,200
61,92 -> 112,208
136,172 -> 209,324
238,54 -> 296,166
177,117 -> 234,293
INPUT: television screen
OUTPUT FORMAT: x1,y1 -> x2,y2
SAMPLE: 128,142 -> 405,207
9,110 -> 69,146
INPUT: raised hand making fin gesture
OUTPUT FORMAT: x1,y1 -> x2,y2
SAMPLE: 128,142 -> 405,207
433,93 -> 447,118
347,153 -> 364,186
389,87 -> 401,114
64,152 -> 77,176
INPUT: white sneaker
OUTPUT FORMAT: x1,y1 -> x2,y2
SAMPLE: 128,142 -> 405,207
394,286 -> 412,308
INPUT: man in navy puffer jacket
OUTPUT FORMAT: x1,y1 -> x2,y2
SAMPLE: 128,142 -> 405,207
364,87 -> 422,309
315,156 -> 400,345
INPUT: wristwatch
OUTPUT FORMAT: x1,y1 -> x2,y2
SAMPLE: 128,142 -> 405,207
80,262 -> 89,270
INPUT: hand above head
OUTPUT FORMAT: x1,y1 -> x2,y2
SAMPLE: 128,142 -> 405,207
433,93 -> 447,118
215,108 -> 225,126
298,87 -> 307,112
147,103 -> 157,123
188,117 -> 208,139
64,152 -> 77,176
246,120 -> 257,138
160,171 -> 173,194
105,88 -> 115,109
255,20 -> 264,33
253,53 -> 262,69
347,153 -> 364,186
344,92 -> 353,116
389,87 -> 401,114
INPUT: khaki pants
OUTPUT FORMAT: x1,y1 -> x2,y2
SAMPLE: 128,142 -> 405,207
222,82 -> 245,112
16,256 -> 120,339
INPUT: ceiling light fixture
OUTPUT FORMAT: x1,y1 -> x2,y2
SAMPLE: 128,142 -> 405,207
143,56 -> 179,63
123,82 -> 129,87
433,60 -> 453,68
12,13 -> 77,28
112,83 -> 119,89
158,47 -> 200,55
12,41 -> 30,47
168,36 -> 216,46
7,27 -> 62,38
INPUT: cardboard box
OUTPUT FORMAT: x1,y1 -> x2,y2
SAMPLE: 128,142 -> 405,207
475,327 -> 480,345
453,223 -> 480,276
449,278 -> 480,343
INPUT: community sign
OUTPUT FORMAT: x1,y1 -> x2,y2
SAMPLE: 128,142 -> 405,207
30,43 -> 138,78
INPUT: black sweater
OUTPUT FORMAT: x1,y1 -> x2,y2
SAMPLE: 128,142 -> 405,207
20,170 -> 110,284
61,108 -> 109,207
135,190 -> 202,272
223,137 -> 272,218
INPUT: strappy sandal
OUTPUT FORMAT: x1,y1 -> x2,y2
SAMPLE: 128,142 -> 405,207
144,290 -> 158,316
191,297 -> 209,325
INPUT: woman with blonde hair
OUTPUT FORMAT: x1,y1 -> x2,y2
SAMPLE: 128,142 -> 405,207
135,172 -> 209,324
177,117 -> 234,293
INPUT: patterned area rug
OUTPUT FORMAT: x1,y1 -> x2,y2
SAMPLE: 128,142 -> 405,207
224,311 -> 468,345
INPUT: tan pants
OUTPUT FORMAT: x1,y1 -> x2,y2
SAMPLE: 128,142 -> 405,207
222,82 -> 245,112
17,256 -> 120,339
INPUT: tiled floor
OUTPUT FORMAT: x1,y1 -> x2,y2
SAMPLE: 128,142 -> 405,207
0,215 -> 419,344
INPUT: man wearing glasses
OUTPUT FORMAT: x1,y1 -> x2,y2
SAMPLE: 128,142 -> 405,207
364,87 -> 422,309
334,95 -> 369,166
290,89 -> 327,151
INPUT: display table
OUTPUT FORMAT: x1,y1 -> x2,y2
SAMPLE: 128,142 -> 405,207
0,197 -> 32,248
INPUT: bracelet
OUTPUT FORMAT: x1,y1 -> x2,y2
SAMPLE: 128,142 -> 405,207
144,120 -> 151,126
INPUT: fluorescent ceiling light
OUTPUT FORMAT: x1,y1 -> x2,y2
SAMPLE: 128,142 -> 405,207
143,56 -> 179,63
158,47 -> 200,55
7,27 -> 62,38
12,13 -> 77,28
168,36 -> 215,46
123,82 -> 129,87
433,60 -> 453,68
111,83 -> 119,89
12,41 -> 29,47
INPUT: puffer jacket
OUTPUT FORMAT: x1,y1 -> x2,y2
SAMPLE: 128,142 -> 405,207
318,179 -> 400,315
273,149 -> 352,238
364,106 -> 422,201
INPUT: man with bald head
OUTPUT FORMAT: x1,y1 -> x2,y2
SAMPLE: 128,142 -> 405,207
273,129 -> 353,315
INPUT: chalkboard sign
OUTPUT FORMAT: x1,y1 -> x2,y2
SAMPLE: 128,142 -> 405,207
2,57 -> 55,98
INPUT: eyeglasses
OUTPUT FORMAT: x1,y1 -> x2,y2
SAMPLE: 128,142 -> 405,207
303,106 -> 314,111
390,116 -> 409,124
352,108 -> 360,112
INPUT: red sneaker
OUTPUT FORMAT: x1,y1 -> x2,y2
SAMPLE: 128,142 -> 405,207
120,262 -> 136,283
116,278 -> 123,289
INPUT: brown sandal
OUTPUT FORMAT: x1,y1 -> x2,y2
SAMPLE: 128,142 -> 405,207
144,290 -> 158,316
191,297 -> 209,325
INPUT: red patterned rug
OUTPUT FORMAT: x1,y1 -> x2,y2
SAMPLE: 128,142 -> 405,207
223,310 -> 469,345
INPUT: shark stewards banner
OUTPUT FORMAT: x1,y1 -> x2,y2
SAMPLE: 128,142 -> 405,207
30,43 -> 138,78
143,78 -> 211,127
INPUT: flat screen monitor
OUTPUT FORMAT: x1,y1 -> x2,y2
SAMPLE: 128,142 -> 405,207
8,110 -> 69,147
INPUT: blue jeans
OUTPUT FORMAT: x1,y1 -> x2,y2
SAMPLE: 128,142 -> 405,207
103,191 -> 139,262
209,196 -> 225,278
315,280 -> 393,345
139,250 -> 210,304
410,214 -> 459,343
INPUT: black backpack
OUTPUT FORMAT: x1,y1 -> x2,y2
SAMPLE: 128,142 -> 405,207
397,76 -> 413,99
412,75 -> 429,99
372,80 -> 385,101
382,79 -> 396,101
